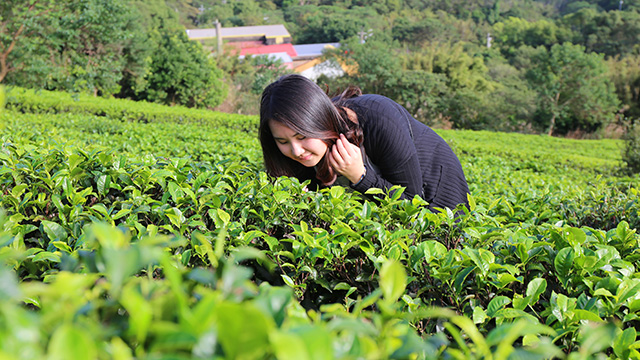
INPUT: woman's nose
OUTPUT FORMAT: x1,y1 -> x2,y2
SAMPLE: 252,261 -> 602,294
291,142 -> 304,157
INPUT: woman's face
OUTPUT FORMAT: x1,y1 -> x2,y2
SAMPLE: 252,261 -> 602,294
269,120 -> 328,167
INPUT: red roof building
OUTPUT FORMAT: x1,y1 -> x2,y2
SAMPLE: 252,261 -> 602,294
239,44 -> 297,58
186,25 -> 346,79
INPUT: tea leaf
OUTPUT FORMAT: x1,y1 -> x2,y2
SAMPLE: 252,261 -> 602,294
573,309 -> 604,322
613,327 -> 636,359
526,278 -> 547,306
473,306 -> 487,324
47,324 -> 98,360
215,302 -> 274,359
41,221 -> 68,241
487,296 -> 511,317
282,274 -> 295,288
96,174 -> 110,195
554,247 -> 575,283
270,331 -> 310,360
120,282 -> 153,343
380,260 -> 407,303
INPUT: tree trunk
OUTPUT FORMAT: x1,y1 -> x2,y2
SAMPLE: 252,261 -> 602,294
547,113 -> 556,136
0,55 -> 8,83
547,92 -> 561,136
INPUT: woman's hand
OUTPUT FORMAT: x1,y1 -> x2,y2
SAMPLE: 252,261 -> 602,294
327,134 -> 366,184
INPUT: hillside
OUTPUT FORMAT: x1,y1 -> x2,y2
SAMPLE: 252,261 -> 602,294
2,0 -> 639,138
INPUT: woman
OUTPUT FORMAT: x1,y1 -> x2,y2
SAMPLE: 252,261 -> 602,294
259,74 -> 469,211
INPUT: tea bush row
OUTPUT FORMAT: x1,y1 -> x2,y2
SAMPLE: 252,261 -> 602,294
1,89 -> 639,359
0,108 -> 262,165
3,86 -> 257,132
1,135 -> 639,358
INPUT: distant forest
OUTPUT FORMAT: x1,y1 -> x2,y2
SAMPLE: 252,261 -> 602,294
2,0 -> 639,136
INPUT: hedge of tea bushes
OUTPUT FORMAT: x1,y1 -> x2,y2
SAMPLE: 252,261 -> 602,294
1,88 -> 639,359
1,141 -> 638,359
3,86 -> 256,132
0,108 -> 262,165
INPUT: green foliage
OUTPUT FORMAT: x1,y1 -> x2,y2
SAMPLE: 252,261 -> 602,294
0,0 -> 58,83
607,54 -> 640,122
492,17 -> 570,54
481,56 -> 538,131
325,39 -> 498,128
244,56 -> 292,96
526,42 -> 620,135
428,43 -> 495,93
134,26 -> 227,108
284,5 -> 378,44
321,36 -> 450,124
623,123 -> 640,174
3,0 -> 144,97
335,36 -> 403,95
194,0 -> 283,28
6,0 -> 640,135
46,0 -> 137,96
216,52 -> 292,114
392,12 -> 453,45
560,8 -> 640,57
1,87 -> 639,358
1,0 -> 227,109
3,87 -> 251,132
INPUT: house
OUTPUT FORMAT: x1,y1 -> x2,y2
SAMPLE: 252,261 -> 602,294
186,25 -> 346,80
238,43 -> 298,69
186,24 -> 292,45
291,43 -> 345,80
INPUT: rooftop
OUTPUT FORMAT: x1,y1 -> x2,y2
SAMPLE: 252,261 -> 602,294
293,43 -> 340,57
186,24 -> 291,40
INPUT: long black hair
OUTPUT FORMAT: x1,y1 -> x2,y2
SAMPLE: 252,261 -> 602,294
259,74 -> 363,185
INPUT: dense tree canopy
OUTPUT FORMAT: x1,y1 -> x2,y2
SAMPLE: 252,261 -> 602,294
183,0 -> 640,135
608,54 -> 640,122
0,0 -> 57,83
3,0 -> 639,135
526,43 -> 619,135
134,27 -> 227,108
1,0 -> 227,108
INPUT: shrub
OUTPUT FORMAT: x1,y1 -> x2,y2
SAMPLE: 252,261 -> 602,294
623,122 -> 640,174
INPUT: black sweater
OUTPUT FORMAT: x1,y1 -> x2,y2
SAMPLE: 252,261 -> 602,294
340,94 -> 469,211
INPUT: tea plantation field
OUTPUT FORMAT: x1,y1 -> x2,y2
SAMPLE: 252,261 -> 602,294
1,87 -> 639,359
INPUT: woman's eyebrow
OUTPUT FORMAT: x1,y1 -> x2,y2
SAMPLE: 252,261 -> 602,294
273,133 -> 302,139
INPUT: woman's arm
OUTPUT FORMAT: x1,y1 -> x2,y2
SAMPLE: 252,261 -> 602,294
347,96 -> 425,200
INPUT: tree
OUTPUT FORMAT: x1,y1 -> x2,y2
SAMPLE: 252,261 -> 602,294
392,70 -> 449,125
2,0 -> 147,97
216,52 -> 291,114
284,5 -> 377,43
320,36 -> 445,123
623,122 -> 640,174
607,54 -> 640,123
560,8 -> 640,58
481,55 -> 538,131
492,17 -> 569,56
526,42 -> 620,135
44,0 -> 140,96
331,35 -> 403,95
429,43 -> 495,93
391,11 -> 459,45
134,26 -> 227,108
0,0 -> 58,83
